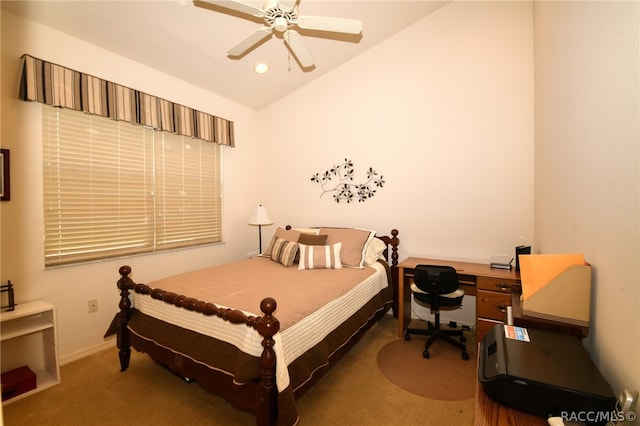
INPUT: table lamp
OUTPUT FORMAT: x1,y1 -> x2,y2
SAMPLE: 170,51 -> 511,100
248,204 -> 273,253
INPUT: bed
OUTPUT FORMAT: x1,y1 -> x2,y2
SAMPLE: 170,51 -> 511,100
106,226 -> 400,426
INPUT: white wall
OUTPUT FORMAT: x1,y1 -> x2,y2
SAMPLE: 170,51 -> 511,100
259,1 -> 534,263
258,1 -> 534,325
534,1 -> 640,405
0,11 -> 261,363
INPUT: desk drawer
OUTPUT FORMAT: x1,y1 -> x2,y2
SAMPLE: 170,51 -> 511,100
477,290 -> 511,321
477,276 -> 519,293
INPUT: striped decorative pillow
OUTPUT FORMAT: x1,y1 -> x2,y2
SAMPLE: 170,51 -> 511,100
298,242 -> 342,270
262,227 -> 302,257
270,237 -> 299,267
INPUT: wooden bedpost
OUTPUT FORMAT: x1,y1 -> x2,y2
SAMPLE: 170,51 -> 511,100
116,265 -> 133,371
379,229 -> 400,317
256,297 -> 280,426
389,229 -> 400,269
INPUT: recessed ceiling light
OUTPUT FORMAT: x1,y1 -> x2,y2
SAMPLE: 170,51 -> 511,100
254,63 -> 269,74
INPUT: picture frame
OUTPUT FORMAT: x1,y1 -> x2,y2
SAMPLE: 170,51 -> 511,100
1,148 -> 10,201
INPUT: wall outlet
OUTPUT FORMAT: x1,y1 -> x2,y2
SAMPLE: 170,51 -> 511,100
88,299 -> 98,313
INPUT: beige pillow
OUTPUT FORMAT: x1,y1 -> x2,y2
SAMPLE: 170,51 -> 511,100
298,243 -> 342,270
270,237 -> 299,267
262,227 -> 301,257
318,227 -> 376,268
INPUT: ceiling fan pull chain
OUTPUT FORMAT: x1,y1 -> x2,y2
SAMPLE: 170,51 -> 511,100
284,30 -> 291,72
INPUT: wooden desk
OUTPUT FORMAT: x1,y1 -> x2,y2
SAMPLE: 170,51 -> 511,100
397,257 -> 521,339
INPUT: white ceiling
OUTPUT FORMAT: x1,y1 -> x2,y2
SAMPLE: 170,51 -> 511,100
3,0 -> 447,109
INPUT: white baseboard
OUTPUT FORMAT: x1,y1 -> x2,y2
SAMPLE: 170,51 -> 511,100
60,338 -> 117,366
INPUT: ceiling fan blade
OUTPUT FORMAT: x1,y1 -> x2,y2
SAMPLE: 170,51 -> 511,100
284,30 -> 314,68
295,15 -> 363,35
197,0 -> 265,18
278,0 -> 298,11
228,27 -> 273,57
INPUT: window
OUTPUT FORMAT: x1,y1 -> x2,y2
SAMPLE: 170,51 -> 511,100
43,106 -> 222,267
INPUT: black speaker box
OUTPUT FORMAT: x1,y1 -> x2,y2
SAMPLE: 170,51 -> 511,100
515,245 -> 531,272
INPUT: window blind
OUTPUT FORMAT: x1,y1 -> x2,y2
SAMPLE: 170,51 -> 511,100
43,106 -> 222,267
154,127 -> 222,251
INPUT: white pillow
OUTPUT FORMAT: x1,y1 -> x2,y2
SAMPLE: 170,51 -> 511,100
298,242 -> 342,270
364,237 -> 387,265
292,227 -> 320,235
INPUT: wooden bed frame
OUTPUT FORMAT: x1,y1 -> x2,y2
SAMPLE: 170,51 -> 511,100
109,229 -> 399,426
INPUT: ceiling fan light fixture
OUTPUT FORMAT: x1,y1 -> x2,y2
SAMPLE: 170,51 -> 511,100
254,63 -> 269,74
273,16 -> 289,33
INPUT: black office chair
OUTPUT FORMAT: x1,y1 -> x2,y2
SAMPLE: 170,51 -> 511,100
404,265 -> 469,360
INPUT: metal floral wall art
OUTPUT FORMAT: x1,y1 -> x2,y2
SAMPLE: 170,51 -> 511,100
310,158 -> 385,203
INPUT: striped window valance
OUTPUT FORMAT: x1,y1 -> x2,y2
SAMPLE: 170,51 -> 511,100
18,54 -> 235,147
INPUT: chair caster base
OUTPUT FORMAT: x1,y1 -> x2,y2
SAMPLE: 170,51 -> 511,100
423,350 -> 430,359
462,351 -> 470,360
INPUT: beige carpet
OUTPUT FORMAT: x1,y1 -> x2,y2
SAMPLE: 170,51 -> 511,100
376,324 -> 477,401
2,315 -> 475,425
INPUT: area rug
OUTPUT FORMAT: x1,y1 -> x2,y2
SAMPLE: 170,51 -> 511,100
376,331 -> 477,401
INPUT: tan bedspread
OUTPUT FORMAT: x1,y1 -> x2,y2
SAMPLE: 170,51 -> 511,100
131,256 -> 389,392
124,256 -> 392,426
143,256 -> 378,329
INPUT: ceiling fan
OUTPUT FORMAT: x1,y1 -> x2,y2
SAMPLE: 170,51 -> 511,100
196,0 -> 363,69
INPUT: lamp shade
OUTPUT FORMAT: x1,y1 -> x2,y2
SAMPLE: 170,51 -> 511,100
248,205 -> 273,226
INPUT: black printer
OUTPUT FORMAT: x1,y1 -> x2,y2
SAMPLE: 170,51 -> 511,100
479,324 -> 616,425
